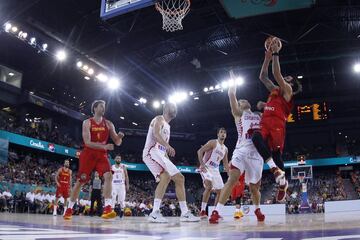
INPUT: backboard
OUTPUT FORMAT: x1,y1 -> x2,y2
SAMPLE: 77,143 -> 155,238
291,165 -> 313,181
100,0 -> 156,20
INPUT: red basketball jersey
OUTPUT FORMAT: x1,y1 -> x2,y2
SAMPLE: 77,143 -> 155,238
58,168 -> 70,186
85,117 -> 109,151
262,88 -> 293,122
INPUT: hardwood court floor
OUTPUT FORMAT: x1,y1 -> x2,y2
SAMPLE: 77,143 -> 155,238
0,211 -> 360,239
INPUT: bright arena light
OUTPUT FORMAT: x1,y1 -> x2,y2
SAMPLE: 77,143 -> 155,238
107,77 -> 120,90
153,100 -> 161,109
96,73 -> 108,82
235,76 -> 244,86
189,91 -> 194,96
11,26 -> 18,33
215,84 -> 220,90
76,61 -> 83,68
221,81 -> 228,89
161,100 -> 166,105
42,43 -> 48,51
297,75 -> 303,79
203,87 -> 209,92
169,91 -> 188,104
353,63 -> 360,73
88,68 -> 94,75
55,50 -> 67,61
209,86 -> 214,91
83,65 -> 89,71
30,37 -> 36,45
4,22 -> 11,32
139,97 -> 147,104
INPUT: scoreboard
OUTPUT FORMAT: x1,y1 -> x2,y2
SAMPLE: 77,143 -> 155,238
287,102 -> 328,123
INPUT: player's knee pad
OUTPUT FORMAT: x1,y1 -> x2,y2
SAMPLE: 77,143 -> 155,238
252,131 -> 271,161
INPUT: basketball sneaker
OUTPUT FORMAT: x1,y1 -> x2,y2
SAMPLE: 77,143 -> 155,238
101,205 -> 117,219
255,208 -> 265,222
63,208 -> 73,220
276,179 -> 288,202
209,210 -> 222,224
148,210 -> 168,223
199,210 -> 208,220
180,211 -> 200,222
233,210 -> 244,219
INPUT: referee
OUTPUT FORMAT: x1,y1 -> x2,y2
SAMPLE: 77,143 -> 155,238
90,171 -> 103,216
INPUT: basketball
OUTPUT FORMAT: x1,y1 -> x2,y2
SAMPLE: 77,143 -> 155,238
264,36 -> 282,51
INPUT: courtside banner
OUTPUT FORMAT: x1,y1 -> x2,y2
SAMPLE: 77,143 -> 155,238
221,0 -> 315,19
0,130 -> 77,158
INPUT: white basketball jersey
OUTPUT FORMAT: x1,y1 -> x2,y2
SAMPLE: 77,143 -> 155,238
143,116 -> 171,154
202,140 -> 227,169
235,110 -> 261,149
112,164 -> 125,185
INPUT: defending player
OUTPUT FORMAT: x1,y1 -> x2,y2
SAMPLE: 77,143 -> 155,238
197,128 -> 229,219
209,71 -> 265,224
142,102 -> 199,223
111,155 -> 129,217
63,100 -> 124,220
53,159 -> 72,216
252,38 -> 302,202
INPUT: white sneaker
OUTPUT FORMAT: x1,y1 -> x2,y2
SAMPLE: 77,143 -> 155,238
148,210 -> 168,223
53,212 -> 57,216
180,211 -> 200,222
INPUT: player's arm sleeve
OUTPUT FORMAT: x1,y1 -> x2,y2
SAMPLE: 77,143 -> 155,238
153,117 -> 170,148
82,120 -> 106,150
272,55 -> 293,98
197,140 -> 216,165
108,121 -> 123,146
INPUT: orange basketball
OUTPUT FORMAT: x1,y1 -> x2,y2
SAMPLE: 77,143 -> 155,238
264,36 -> 282,51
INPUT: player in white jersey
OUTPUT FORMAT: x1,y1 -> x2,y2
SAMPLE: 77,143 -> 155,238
197,128 -> 229,219
209,70 -> 265,224
142,102 -> 199,223
111,155 -> 129,218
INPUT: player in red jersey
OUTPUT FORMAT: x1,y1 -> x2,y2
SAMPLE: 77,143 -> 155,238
63,100 -> 124,220
252,38 -> 302,202
231,173 -> 245,219
53,159 -> 72,216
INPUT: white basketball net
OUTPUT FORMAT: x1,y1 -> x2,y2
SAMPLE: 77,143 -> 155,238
155,0 -> 191,32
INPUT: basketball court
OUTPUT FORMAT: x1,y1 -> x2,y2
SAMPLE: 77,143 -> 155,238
1,211 -> 360,239
1,0 -> 360,239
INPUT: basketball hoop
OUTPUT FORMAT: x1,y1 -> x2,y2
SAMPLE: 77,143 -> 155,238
155,0 -> 191,32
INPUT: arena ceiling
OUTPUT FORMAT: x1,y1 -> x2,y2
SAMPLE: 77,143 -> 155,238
0,0 -> 360,132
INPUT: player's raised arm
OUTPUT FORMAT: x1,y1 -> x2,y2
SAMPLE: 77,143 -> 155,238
259,50 -> 277,92
107,120 -> 124,146
153,116 -> 175,157
228,70 -> 242,118
271,38 -> 293,101
197,140 -> 216,171
82,119 -> 113,150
